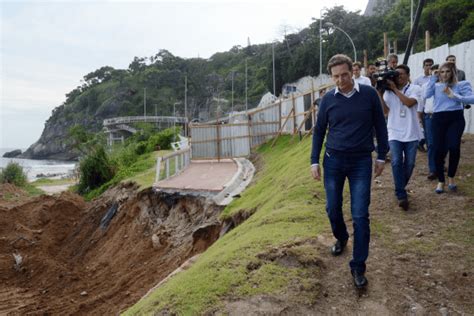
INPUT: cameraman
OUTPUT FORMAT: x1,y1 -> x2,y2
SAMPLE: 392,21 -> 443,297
379,64 -> 423,211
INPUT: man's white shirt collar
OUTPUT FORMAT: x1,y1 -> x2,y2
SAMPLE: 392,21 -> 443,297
334,80 -> 360,98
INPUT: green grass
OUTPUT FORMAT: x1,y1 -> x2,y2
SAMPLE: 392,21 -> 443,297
124,150 -> 173,188
124,136 -> 329,315
31,178 -> 76,186
83,150 -> 173,200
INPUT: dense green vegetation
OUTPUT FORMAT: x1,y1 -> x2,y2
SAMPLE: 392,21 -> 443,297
48,0 -> 471,130
71,126 -> 180,200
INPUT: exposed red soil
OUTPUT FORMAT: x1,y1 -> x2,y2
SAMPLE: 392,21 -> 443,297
0,182 -> 222,315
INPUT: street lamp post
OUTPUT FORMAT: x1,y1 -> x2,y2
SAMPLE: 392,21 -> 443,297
272,42 -> 276,95
312,8 -> 326,76
324,22 -> 357,62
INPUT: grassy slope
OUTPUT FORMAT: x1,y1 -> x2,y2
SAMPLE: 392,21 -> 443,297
124,150 -> 173,188
124,136 -> 329,315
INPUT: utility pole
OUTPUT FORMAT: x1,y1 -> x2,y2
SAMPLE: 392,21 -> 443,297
245,58 -> 248,111
231,71 -> 234,113
184,75 -> 188,136
319,14 -> 322,76
272,42 -> 276,95
144,88 -> 147,121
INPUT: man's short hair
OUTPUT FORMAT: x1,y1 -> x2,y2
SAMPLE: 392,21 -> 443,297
387,54 -> 398,61
367,63 -> 375,67
423,58 -> 434,66
446,54 -> 456,61
353,61 -> 362,69
431,64 -> 439,70
327,54 -> 353,75
395,64 -> 410,75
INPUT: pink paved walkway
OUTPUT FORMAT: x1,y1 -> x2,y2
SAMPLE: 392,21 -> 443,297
155,159 -> 238,192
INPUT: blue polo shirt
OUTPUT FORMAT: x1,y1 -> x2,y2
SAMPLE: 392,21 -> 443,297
311,81 -> 388,165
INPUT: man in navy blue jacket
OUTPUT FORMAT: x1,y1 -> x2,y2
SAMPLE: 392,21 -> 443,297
311,54 -> 389,288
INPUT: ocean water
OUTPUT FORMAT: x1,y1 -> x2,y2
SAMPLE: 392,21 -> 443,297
0,148 -> 77,181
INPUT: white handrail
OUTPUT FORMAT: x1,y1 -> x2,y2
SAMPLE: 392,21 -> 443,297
104,116 -> 188,126
155,147 -> 191,182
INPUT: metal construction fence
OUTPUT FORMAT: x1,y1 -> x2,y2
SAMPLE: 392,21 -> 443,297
190,83 -> 333,159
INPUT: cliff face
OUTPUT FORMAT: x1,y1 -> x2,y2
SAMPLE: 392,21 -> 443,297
20,117 -> 95,161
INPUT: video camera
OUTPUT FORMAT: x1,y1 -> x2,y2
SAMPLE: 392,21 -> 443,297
372,60 -> 399,92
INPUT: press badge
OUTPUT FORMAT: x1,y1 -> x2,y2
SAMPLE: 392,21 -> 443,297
400,107 -> 406,118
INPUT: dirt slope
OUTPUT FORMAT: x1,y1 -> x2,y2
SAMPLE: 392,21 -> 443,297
0,182 -> 222,315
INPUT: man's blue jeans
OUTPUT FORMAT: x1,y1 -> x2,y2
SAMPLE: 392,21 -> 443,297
424,114 -> 436,174
323,150 -> 372,274
389,140 -> 418,200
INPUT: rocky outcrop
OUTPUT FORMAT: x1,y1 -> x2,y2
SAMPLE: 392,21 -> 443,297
2,149 -> 22,158
20,112 -> 103,161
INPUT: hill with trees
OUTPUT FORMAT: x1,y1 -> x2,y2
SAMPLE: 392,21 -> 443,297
21,0 -> 473,160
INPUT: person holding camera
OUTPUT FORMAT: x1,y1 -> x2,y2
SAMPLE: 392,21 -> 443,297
425,62 -> 474,193
380,64 -> 423,211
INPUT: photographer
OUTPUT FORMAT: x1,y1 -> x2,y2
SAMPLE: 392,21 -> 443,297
425,62 -> 474,193
379,64 -> 423,211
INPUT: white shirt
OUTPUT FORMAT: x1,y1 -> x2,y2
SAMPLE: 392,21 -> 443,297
414,74 -> 430,87
353,75 -> 372,86
334,79 -> 360,98
418,82 -> 434,114
383,83 -> 423,142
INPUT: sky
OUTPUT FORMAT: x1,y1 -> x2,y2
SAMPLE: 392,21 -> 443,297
0,0 -> 369,149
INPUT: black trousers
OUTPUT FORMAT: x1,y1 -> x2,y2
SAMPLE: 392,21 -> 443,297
432,110 -> 465,183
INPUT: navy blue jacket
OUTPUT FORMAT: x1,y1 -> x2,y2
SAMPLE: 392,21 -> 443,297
311,84 -> 389,165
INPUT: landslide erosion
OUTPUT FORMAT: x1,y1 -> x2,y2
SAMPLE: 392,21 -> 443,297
0,182 -> 223,315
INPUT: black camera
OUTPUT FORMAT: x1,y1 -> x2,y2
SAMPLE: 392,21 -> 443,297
372,60 -> 399,92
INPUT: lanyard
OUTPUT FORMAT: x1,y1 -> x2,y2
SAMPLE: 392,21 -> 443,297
402,84 -> 410,94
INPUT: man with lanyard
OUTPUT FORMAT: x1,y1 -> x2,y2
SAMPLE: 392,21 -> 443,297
311,54 -> 388,289
380,64 -> 423,211
414,58 -> 434,152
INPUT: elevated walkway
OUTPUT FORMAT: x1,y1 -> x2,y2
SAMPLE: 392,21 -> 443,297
153,158 -> 255,205
103,116 -> 188,146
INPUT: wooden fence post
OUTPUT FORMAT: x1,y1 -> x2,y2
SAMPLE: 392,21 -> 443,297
425,31 -> 430,51
292,93 -> 296,134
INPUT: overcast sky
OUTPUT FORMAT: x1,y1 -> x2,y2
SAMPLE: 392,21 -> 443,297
0,0 -> 369,149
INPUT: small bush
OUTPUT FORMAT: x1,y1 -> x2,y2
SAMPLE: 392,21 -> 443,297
110,144 -> 139,168
146,127 -> 180,152
135,141 -> 148,155
0,162 -> 28,187
77,146 -> 115,194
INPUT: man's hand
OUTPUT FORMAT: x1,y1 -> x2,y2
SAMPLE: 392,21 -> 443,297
311,165 -> 321,181
386,79 -> 397,91
374,160 -> 385,178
